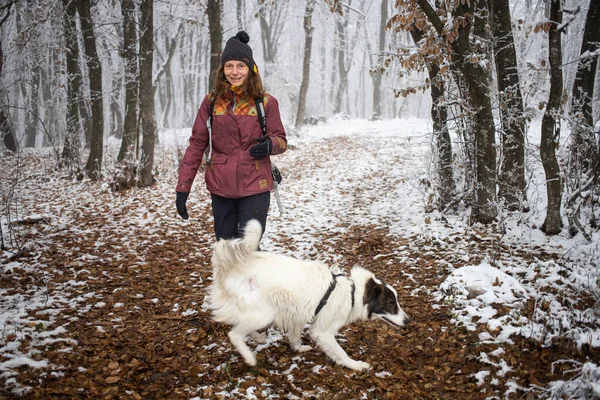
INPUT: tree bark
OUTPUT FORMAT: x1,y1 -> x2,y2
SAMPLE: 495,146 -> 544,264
333,14 -> 349,115
569,0 -> 599,182
371,0 -> 387,120
24,65 -> 40,148
259,11 -> 276,66
257,0 -> 288,80
409,28 -> 453,209
415,0 -> 497,223
236,0 -> 244,31
138,0 -> 155,187
207,0 -> 222,90
118,0 -> 139,162
79,0 -> 104,180
0,37 -> 16,152
295,0 -> 315,128
540,0 -> 563,235
61,0 -> 81,167
489,0 -> 527,211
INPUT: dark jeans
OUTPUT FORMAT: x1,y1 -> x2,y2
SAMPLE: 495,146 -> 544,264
211,191 -> 270,240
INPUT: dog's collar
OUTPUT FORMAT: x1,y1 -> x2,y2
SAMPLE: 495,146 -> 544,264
314,273 -> 343,317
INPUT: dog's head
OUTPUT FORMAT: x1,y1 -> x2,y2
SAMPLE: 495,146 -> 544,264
352,267 -> 409,327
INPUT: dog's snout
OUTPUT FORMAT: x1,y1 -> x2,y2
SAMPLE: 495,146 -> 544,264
404,316 -> 411,324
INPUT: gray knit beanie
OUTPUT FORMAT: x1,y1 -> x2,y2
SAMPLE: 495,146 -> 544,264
221,31 -> 257,72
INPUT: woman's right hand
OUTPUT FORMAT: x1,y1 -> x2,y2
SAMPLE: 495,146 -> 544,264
176,192 -> 189,220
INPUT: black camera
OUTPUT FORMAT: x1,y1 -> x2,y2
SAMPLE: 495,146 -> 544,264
272,165 -> 282,185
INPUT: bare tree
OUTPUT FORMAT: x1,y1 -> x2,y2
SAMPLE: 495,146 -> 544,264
257,0 -> 288,66
540,0 -> 563,235
563,1 -> 599,236
371,0 -> 387,120
295,0 -> 315,128
138,0 -> 155,187
332,5 -> 353,115
489,0 -> 527,212
409,25 -> 454,210
0,1 -> 17,152
78,0 -> 104,180
61,0 -> 81,169
414,0 -> 498,223
207,0 -> 222,90
237,0 -> 245,31
569,0 -> 599,183
118,0 -> 138,163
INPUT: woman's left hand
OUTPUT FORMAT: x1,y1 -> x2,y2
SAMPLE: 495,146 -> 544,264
249,136 -> 272,160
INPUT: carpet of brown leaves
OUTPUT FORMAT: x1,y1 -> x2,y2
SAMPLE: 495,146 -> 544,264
2,140 -> 599,399
3,204 -> 598,399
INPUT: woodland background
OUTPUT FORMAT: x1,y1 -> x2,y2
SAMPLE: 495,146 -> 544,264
1,0 -> 599,237
1,0 -> 600,397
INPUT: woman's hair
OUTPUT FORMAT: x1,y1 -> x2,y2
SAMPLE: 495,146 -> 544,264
211,65 -> 265,100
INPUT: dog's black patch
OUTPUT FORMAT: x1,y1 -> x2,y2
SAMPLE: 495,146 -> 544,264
364,278 -> 399,319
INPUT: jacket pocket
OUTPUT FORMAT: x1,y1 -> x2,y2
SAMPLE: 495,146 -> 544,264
239,154 -> 271,193
205,154 -> 228,193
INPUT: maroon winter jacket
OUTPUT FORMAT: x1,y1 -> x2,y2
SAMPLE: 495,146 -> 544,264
176,87 -> 287,199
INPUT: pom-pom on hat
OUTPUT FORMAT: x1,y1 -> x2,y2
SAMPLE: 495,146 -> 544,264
221,31 -> 258,73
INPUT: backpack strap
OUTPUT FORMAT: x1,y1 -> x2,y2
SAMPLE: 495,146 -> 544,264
255,96 -> 267,135
204,98 -> 216,165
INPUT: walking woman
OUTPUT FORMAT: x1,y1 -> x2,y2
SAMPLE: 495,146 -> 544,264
176,31 -> 287,241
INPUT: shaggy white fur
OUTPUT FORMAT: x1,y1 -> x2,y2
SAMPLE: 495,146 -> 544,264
209,219 -> 409,371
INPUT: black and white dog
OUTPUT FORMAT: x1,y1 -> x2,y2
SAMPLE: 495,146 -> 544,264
208,220 -> 409,371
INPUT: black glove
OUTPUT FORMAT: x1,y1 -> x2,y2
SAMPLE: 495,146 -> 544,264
176,192 -> 189,220
249,136 -> 272,160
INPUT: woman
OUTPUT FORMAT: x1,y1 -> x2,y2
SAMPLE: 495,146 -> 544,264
176,31 -> 287,241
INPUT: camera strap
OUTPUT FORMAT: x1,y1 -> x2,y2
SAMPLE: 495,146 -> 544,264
255,97 -> 284,216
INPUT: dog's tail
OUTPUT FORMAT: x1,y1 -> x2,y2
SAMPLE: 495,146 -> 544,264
212,219 -> 262,272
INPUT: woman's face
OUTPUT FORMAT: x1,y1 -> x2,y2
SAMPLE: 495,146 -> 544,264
224,61 -> 249,86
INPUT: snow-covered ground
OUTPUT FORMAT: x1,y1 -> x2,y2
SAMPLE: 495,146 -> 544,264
1,117 -> 599,397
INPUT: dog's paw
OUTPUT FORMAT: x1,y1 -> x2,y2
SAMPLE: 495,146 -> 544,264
243,355 -> 258,366
296,344 -> 312,353
347,360 -> 371,371
249,331 -> 267,344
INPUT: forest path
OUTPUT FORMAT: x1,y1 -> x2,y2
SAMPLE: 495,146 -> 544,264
1,128 -> 597,398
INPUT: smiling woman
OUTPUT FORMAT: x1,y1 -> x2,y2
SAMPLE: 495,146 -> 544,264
223,61 -> 249,86
175,31 -> 288,245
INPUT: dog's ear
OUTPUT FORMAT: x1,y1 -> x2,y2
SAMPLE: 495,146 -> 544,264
364,278 -> 383,319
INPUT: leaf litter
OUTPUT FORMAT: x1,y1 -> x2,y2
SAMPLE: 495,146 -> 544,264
1,118 -> 599,399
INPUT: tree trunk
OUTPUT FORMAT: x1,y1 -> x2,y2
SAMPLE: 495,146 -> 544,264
257,1 -> 287,74
207,0 -> 222,90
118,0 -> 139,162
489,0 -> 527,211
431,76 -> 453,212
449,0 -> 498,223
24,65 -> 40,148
333,14 -> 349,115
79,0 -> 104,180
236,0 -> 244,31
371,0 -> 387,120
295,0 -> 315,128
409,28 -> 454,210
569,0 -> 599,182
414,0 -> 498,222
412,0 -> 497,217
258,10 -> 274,64
540,0 -> 563,235
0,39 -> 16,152
61,0 -> 81,167
138,0 -> 155,187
